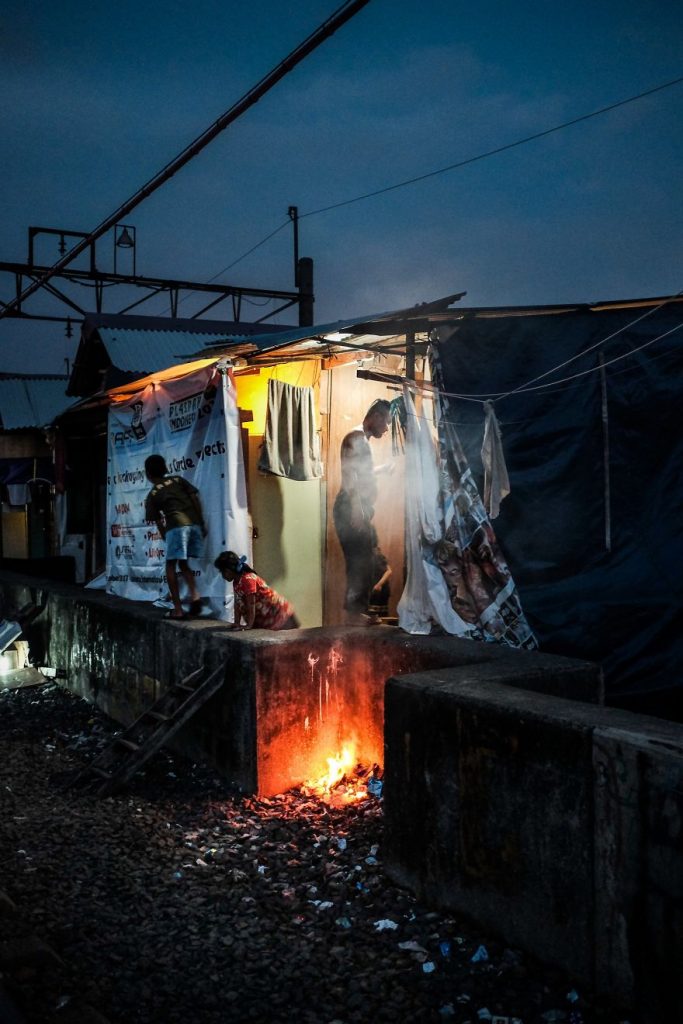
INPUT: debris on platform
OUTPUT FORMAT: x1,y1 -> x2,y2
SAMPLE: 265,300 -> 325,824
0,681 -> 632,1024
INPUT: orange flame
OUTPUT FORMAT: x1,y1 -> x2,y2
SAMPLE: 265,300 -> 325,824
303,743 -> 367,806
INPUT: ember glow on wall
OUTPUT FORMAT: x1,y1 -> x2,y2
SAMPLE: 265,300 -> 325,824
255,640 -> 384,798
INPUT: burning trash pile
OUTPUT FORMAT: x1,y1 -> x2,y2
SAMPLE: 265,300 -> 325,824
300,743 -> 383,806
0,683 -> 631,1024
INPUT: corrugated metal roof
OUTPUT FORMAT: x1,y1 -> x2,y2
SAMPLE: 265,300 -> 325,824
0,377 -> 72,430
82,312 -> 291,337
198,294 -> 469,354
95,327 -> 239,375
198,311 -> 406,356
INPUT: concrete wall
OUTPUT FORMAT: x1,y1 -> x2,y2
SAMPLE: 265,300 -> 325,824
383,668 -> 683,1022
237,362 -> 324,628
1,571 -> 600,799
248,436 -> 323,628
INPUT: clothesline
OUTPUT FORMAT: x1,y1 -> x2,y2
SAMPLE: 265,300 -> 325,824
359,316 -> 683,409
433,289 -> 683,403
493,288 -> 683,401
438,319 -> 683,404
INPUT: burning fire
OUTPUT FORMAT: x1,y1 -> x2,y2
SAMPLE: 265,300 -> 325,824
302,743 -> 377,806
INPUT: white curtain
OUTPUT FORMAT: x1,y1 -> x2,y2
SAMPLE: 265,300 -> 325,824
397,388 -> 464,635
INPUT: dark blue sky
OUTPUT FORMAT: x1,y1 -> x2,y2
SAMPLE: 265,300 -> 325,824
1,0 -> 682,373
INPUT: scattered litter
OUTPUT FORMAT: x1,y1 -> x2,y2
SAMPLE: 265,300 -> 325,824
439,940 -> 451,959
172,871 -> 183,880
471,944 -> 489,963
439,1004 -> 455,1018
257,864 -> 266,874
369,844 -> 379,856
335,916 -> 352,929
367,777 -> 383,798
477,1009 -> 492,1021
317,901 -> 334,911
373,918 -> 398,931
422,961 -> 436,974
55,994 -> 71,1010
336,837 -> 347,851
398,940 -> 427,953
566,990 -> 579,1003
456,995 -> 471,1004
541,1012 -> 566,1023
365,855 -> 378,865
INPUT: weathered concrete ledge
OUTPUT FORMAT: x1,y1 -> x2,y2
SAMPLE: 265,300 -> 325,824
1,570 -> 600,797
383,667 -> 683,1023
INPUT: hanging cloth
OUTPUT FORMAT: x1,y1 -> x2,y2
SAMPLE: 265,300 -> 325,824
481,400 -> 510,519
258,379 -> 323,481
6,484 -> 30,506
397,387 -> 464,635
397,347 -> 537,648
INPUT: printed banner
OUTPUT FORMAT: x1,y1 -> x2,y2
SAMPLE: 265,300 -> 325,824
398,378 -> 536,649
105,362 -> 251,619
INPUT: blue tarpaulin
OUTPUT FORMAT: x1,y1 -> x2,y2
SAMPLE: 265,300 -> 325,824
432,303 -> 683,716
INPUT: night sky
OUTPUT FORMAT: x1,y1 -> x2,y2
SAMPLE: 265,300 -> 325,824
1,0 -> 682,373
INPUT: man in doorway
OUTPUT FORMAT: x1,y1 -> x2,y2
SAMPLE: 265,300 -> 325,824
333,399 -> 392,624
144,454 -> 207,620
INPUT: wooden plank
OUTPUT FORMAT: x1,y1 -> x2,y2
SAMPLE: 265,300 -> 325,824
98,666 -> 225,795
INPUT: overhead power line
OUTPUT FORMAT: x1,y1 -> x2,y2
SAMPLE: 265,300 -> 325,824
0,0 -> 371,324
300,74 -> 683,218
214,73 -> 683,275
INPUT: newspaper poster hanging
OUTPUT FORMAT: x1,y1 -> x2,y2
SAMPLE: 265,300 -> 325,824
105,361 -> 251,619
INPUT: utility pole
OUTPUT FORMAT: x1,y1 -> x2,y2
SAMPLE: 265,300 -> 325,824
0,0 -> 371,324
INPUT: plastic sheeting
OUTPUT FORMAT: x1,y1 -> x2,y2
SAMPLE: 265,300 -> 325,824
398,385 -> 536,648
105,362 -> 251,619
431,304 -> 683,712
397,389 -> 462,635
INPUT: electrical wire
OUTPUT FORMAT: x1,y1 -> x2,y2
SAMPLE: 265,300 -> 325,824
199,221 -> 291,285
206,73 -> 683,278
493,289 -> 683,402
160,74 -> 683,318
503,320 -> 683,394
0,0 -> 371,323
300,76 -> 683,219
160,221 -> 290,315
429,319 -> 683,405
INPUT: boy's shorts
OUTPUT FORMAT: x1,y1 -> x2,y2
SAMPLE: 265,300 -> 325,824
165,524 -> 204,561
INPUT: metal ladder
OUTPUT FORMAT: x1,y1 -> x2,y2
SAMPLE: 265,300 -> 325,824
73,664 -> 225,795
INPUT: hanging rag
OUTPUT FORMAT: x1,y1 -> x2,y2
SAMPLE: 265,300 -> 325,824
397,388 -> 464,636
258,379 -> 323,481
481,400 -> 510,519
6,484 -> 30,506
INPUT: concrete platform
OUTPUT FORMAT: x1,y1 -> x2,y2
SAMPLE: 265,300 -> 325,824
0,570 -> 600,796
383,667 -> 683,1022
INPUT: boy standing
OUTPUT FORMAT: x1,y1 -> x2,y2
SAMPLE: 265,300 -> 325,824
144,454 -> 207,620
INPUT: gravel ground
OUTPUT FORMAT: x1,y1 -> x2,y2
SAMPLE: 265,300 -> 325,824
0,682 -> 632,1024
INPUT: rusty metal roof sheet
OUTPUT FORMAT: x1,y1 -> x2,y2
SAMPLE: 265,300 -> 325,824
0,376 -> 72,430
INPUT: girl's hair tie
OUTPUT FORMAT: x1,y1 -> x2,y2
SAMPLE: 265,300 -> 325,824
236,554 -> 247,572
